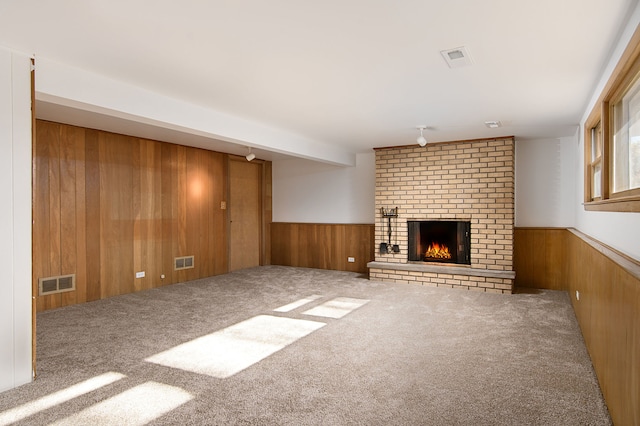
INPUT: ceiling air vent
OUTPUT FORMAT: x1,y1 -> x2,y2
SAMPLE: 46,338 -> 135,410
440,46 -> 473,68
175,255 -> 194,271
39,274 -> 76,296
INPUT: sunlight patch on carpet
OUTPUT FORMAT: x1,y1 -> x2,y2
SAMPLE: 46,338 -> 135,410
302,297 -> 370,318
0,372 -> 125,426
145,315 -> 326,378
49,382 -> 192,426
273,294 -> 323,312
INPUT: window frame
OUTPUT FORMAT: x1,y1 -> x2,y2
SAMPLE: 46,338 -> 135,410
584,24 -> 640,212
586,119 -> 604,201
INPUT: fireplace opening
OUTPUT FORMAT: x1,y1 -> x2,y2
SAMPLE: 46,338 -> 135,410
407,221 -> 471,265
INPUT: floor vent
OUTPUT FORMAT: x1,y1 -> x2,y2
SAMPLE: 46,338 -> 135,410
175,255 -> 194,271
39,274 -> 76,296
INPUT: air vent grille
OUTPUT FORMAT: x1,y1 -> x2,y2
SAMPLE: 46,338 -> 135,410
175,255 -> 195,271
440,46 -> 473,68
39,274 -> 76,296
58,275 -> 74,290
41,278 -> 58,293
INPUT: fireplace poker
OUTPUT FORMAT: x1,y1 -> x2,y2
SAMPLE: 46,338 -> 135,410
392,214 -> 400,253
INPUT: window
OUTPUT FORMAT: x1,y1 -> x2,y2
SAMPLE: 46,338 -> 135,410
584,25 -> 640,212
612,77 -> 640,195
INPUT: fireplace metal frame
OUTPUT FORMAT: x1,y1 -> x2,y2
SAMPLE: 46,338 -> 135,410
407,220 -> 471,265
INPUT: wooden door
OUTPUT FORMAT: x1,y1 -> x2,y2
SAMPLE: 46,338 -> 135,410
229,159 -> 261,271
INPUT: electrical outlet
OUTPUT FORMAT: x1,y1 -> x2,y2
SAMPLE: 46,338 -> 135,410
220,201 -> 227,209
135,271 -> 145,279
160,274 -> 165,279
347,257 -> 355,263
576,290 -> 580,301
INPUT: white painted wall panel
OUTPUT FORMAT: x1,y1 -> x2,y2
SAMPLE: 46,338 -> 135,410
0,48 -> 33,392
515,135 -> 577,228
12,52 -> 33,387
0,47 -> 15,393
273,152 -> 375,224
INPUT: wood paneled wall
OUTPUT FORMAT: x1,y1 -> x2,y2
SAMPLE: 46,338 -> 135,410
514,227 -> 640,425
565,229 -> 639,426
271,223 -> 374,274
514,227 -> 567,290
262,161 -> 272,266
33,120 -> 233,311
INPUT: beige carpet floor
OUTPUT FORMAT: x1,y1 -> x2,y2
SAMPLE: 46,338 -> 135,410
0,266 -> 610,425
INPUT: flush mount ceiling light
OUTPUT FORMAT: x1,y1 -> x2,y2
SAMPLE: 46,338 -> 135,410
416,126 -> 427,147
245,147 -> 256,162
484,121 -> 502,128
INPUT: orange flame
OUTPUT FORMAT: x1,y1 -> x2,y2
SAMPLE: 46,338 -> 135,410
425,242 -> 452,260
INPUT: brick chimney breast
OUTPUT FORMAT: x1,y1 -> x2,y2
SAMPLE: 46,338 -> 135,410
368,137 -> 515,293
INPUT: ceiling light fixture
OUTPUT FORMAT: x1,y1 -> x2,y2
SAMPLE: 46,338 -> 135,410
245,147 -> 256,162
416,126 -> 427,147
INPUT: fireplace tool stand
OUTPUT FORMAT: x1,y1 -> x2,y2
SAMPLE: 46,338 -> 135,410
380,207 -> 400,254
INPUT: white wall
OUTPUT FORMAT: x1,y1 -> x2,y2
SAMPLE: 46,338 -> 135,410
516,2 -> 640,261
273,152 -> 375,224
574,1 -> 640,261
0,48 -> 33,392
515,134 -> 577,228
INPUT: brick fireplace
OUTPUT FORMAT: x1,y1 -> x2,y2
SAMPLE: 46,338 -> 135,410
367,137 -> 515,293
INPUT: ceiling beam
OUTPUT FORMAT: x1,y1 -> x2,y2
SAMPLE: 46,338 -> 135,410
34,57 -> 356,166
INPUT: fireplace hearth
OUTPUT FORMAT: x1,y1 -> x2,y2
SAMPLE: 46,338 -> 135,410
408,221 -> 471,265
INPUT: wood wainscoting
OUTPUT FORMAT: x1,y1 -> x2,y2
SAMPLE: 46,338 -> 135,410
271,223 -> 374,274
33,120 -> 271,312
514,227 -> 640,425
513,227 -> 567,290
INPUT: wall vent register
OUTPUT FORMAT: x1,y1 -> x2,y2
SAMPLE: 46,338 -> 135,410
175,255 -> 194,271
39,274 -> 76,296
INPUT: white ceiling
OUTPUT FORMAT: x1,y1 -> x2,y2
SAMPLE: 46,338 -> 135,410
0,0 -> 637,162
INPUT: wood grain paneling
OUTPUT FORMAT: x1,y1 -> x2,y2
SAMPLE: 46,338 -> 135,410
47,123 -> 61,308
99,131 -> 134,298
565,230 -> 639,426
271,223 -> 375,274
73,128 -> 87,305
33,122 -> 51,308
514,228 -> 566,290
262,161 -> 272,266
84,129 -> 101,302
33,120 -> 262,311
514,226 -> 640,425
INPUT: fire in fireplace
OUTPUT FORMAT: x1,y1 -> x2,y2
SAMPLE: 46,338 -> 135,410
407,221 -> 471,265
425,242 -> 451,260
